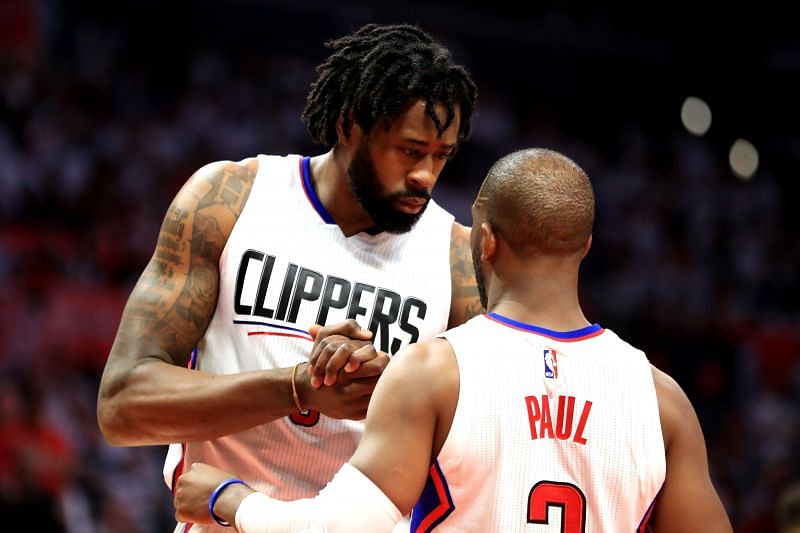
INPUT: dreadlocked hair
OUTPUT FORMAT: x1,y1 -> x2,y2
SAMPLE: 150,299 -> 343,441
302,23 -> 477,147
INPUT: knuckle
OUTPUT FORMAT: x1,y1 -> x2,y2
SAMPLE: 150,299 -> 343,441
323,343 -> 339,356
337,343 -> 355,354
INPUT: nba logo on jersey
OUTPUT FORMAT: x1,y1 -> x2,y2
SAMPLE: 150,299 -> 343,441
543,349 -> 558,379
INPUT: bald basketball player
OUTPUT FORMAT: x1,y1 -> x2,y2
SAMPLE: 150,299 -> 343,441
173,148 -> 732,532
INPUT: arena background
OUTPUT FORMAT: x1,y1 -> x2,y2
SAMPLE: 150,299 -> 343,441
1,1 -> 798,531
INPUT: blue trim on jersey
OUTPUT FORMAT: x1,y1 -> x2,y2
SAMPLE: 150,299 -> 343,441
301,156 -> 336,224
487,312 -> 602,339
233,319 -> 310,335
301,156 -> 387,235
189,347 -> 198,369
411,460 -> 455,532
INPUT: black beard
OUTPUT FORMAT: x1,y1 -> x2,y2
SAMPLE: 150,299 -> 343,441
347,141 -> 430,234
472,245 -> 489,310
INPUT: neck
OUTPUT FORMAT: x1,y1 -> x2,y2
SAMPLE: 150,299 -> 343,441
308,149 -> 375,236
487,256 -> 589,331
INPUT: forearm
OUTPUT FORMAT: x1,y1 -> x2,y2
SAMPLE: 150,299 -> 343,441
97,360 -> 299,445
227,464 -> 400,533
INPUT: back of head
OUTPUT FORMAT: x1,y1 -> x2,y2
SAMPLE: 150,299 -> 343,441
302,23 -> 477,146
480,148 -> 595,256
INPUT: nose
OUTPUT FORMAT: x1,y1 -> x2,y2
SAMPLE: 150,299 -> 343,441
407,155 -> 436,192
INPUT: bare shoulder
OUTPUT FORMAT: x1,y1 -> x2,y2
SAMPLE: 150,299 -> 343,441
448,222 -> 483,327
177,157 -> 260,231
380,339 -> 459,412
650,365 -> 695,445
651,366 -> 693,411
153,156 -> 260,279
648,369 -> 733,531
103,157 -> 260,371
451,221 -> 470,239
393,338 -> 458,378
449,222 -> 471,258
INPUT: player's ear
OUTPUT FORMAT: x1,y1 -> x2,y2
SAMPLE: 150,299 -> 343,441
334,116 -> 348,145
581,234 -> 592,259
480,222 -> 497,262
335,113 -> 362,146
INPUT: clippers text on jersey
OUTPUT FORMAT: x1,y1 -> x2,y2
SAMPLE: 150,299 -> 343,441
233,249 -> 428,354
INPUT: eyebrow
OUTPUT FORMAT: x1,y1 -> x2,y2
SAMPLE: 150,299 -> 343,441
401,137 -> 458,150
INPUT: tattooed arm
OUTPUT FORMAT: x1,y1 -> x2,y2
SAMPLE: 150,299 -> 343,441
97,159 -> 377,446
97,159 -> 278,445
448,223 -> 483,328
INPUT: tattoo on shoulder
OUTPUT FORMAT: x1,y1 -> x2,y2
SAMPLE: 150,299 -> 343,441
461,298 -> 484,321
197,163 -> 254,216
118,162 -> 256,363
450,225 -> 483,322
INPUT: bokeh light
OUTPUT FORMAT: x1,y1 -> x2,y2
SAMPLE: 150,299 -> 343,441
680,96 -> 712,136
729,138 -> 759,180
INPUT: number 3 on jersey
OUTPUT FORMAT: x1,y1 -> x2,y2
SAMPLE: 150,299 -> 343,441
528,480 -> 586,532
290,409 -> 320,426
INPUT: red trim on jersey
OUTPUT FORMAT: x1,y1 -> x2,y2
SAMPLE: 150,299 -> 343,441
247,331 -> 313,341
179,352 -> 195,532
637,494 -> 658,532
557,329 -> 603,341
415,465 -> 452,532
171,443 -> 187,494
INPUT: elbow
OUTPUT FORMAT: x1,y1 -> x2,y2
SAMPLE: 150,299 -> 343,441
97,361 -> 169,446
96,398 -> 128,446
97,391 -> 144,446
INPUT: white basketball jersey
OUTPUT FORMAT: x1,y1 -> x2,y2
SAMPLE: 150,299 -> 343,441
411,313 -> 665,533
168,154 -> 453,532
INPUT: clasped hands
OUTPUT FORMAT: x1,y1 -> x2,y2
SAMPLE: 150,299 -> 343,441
293,319 -> 390,421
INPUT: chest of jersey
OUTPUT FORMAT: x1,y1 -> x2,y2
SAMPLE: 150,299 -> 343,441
217,154 -> 452,357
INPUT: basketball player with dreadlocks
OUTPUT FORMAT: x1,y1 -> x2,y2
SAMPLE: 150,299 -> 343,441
97,23 -> 480,532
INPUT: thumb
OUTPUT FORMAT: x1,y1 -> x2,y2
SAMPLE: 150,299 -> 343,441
308,324 -> 322,340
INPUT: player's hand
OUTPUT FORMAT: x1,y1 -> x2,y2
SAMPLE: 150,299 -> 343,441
307,320 -> 390,388
174,463 -> 253,525
297,361 -> 381,420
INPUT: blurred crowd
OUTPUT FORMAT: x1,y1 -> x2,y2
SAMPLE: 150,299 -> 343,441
1,3 -> 798,531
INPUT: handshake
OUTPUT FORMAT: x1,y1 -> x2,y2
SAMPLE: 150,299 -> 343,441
295,319 -> 391,421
